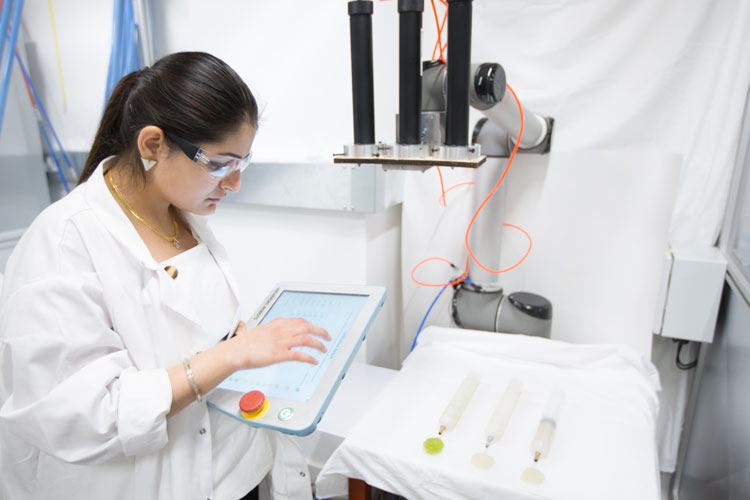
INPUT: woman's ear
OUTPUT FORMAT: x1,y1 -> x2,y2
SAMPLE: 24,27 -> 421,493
136,125 -> 167,164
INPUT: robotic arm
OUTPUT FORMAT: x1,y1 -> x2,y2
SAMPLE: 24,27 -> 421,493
339,0 -> 553,337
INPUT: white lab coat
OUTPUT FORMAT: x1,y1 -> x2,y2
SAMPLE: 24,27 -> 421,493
0,160 -> 311,500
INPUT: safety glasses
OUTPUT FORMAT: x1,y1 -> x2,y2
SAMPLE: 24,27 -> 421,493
165,131 -> 252,180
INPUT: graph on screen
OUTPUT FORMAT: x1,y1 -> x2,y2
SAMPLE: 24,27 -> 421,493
218,291 -> 368,402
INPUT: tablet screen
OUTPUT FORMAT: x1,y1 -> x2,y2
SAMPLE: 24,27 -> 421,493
219,291 -> 368,402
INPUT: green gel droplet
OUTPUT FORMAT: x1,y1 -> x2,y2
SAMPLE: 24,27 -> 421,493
423,437 -> 444,454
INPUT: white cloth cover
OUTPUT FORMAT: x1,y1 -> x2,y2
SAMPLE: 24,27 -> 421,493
468,0 -> 750,246
401,150 -> 682,470
402,150 -> 682,358
315,326 -> 661,500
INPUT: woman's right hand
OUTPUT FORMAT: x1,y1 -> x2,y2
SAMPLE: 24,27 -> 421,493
227,318 -> 331,370
167,318 -> 330,417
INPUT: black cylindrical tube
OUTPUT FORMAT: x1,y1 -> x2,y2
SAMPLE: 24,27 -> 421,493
445,0 -> 472,146
398,0 -> 423,145
348,1 -> 375,145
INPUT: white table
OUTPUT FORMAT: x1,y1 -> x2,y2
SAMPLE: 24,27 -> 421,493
315,326 -> 662,500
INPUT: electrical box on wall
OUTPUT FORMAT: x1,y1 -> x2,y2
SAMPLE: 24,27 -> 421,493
653,246 -> 727,343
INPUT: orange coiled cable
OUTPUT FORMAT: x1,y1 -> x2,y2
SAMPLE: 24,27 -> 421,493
410,83 -> 533,288
464,84 -> 532,275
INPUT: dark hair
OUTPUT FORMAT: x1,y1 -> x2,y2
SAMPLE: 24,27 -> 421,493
78,51 -> 257,185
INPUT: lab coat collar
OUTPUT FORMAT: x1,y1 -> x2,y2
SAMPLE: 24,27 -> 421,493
84,158 -> 241,334
85,158 -> 160,271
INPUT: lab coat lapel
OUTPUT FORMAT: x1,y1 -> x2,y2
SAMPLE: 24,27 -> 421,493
209,243 -> 242,334
185,212 -> 242,332
157,268 -> 203,329
85,159 -> 202,332
81,160 -> 167,367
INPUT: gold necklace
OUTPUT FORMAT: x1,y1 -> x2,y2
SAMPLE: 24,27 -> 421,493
107,170 -> 182,249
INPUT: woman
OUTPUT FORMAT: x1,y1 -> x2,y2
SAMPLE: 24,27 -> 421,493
0,52 -> 329,500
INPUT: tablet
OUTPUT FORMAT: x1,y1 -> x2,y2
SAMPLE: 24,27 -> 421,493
207,282 -> 386,436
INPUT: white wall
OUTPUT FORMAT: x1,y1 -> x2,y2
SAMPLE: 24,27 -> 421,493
20,1 -> 454,162
19,0 -> 112,152
20,0 -> 403,161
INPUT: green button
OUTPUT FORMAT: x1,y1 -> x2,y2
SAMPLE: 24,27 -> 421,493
278,407 -> 294,421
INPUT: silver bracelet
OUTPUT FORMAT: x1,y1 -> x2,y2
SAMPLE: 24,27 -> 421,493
183,357 -> 203,403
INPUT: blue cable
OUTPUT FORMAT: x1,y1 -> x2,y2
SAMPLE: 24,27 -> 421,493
122,2 -> 140,75
0,0 -> 13,61
105,0 -> 121,100
104,0 -> 141,105
0,0 -> 24,136
13,50 -> 76,179
0,17 -> 70,190
410,285 -> 449,353
104,0 -> 123,102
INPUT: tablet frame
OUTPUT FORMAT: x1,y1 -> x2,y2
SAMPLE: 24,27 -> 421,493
207,282 -> 386,436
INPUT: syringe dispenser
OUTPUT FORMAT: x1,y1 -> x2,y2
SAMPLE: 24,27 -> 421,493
439,372 -> 480,434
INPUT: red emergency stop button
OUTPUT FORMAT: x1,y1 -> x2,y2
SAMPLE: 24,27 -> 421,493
239,390 -> 268,420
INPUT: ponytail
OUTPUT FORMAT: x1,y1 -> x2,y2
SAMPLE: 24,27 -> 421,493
77,52 -> 257,186
78,72 -> 139,184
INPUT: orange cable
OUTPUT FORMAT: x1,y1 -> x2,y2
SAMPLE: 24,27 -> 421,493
410,256 -> 469,288
496,223 -> 533,273
438,180 -> 474,206
438,4 -> 447,62
464,83 -> 531,274
410,83 -> 532,289
429,0 -> 442,61
436,167 -> 447,206
411,9 -> 534,288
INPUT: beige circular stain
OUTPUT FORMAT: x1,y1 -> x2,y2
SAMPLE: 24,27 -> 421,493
470,452 -> 494,469
521,466 -> 545,485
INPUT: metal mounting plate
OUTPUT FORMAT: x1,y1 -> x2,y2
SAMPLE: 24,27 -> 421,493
333,154 -> 487,169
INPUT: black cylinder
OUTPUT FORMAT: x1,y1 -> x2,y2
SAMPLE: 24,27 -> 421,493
348,1 -> 375,145
445,0 -> 472,146
398,0 -> 423,145
474,62 -> 506,105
